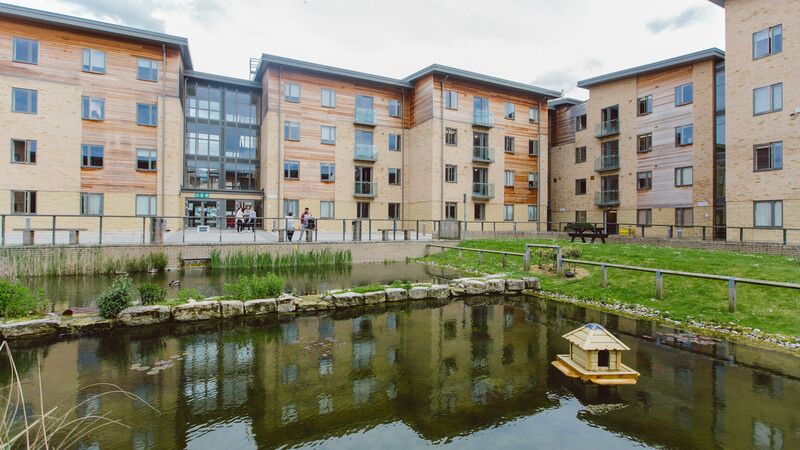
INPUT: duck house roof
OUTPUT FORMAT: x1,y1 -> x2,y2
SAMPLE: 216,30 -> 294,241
563,323 -> 630,351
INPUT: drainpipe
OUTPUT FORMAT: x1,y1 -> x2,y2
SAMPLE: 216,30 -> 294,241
536,98 -> 541,231
160,44 -> 167,217
277,66 -> 283,219
439,75 -> 449,221
401,89 -> 406,223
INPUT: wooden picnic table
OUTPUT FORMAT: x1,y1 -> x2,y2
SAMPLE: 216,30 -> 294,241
565,224 -> 609,243
13,228 -> 88,245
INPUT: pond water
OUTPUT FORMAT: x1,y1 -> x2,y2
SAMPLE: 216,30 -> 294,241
23,262 -> 460,312
5,295 -> 799,449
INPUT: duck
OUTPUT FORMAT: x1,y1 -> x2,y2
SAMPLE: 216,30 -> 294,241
169,280 -> 181,287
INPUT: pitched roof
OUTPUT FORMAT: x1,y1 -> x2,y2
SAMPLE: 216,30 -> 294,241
403,64 -> 560,98
563,323 -> 630,351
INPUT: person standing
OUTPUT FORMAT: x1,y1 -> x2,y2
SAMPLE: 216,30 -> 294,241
300,207 -> 310,241
285,211 -> 295,241
235,206 -> 244,232
247,206 -> 257,232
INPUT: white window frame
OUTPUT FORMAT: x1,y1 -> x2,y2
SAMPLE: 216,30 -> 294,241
82,48 -> 106,74
321,88 -> 336,108
445,128 -> 457,146
135,195 -> 156,216
11,139 -> 36,164
444,90 -> 458,110
80,192 -> 103,216
320,200 -> 335,218
284,83 -> 300,102
81,96 -> 105,121
321,125 -> 336,144
528,107 -> 539,124
504,170 -> 515,187
675,166 -> 693,187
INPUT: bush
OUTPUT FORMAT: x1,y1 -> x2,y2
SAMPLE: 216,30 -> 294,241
148,252 -> 168,271
96,276 -> 133,318
177,287 -> 204,303
0,279 -> 47,318
137,283 -> 166,305
223,274 -> 284,301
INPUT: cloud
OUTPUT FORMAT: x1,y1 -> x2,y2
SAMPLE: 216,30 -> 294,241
646,6 -> 710,33
58,0 -> 227,32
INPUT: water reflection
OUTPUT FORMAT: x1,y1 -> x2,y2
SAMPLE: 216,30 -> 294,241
5,296 -> 800,449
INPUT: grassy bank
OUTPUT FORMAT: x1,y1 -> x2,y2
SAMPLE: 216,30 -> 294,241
419,238 -> 800,337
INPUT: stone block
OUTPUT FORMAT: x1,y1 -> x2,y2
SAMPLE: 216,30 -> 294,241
331,292 -> 364,308
409,286 -> 430,300
362,290 -> 386,305
172,301 -> 221,322
118,306 -> 171,326
428,284 -> 450,300
0,318 -> 60,339
277,294 -> 300,312
462,279 -> 487,295
485,278 -> 506,293
384,288 -> 408,302
505,279 -> 525,292
523,277 -> 541,290
244,299 -> 278,315
219,300 -> 245,318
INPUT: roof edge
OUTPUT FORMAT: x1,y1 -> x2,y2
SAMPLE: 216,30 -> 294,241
404,63 -> 560,99
255,53 -> 412,88
185,70 -> 261,89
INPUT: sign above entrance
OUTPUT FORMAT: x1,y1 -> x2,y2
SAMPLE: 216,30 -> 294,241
194,192 -> 210,199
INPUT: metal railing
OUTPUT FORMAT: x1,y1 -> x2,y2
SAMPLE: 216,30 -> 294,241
595,119 -> 620,137
472,146 -> 494,163
354,181 -> 377,197
594,190 -> 620,206
595,155 -> 620,172
354,107 -> 376,125
472,182 -> 495,199
472,110 -> 494,127
354,144 -> 376,161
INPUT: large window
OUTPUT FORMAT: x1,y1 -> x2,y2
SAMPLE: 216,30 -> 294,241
753,25 -> 782,59
388,99 -> 401,117
637,95 -> 652,116
575,178 -> 586,195
575,146 -> 587,163
637,209 -> 652,226
12,37 -> 38,64
284,83 -> 300,102
388,134 -> 401,151
753,83 -> 782,115
444,90 -> 458,109
11,191 -> 36,214
284,121 -> 300,141
284,160 -> 300,179
136,195 -> 157,216
504,102 -> 515,120
638,133 -> 652,153
321,88 -> 336,108
81,96 -> 105,121
11,139 -> 36,164
187,85 -> 221,120
445,202 -> 457,220
445,128 -> 457,146
754,142 -> 782,171
388,168 -> 401,185
136,103 -> 158,126
137,58 -> 158,81
504,204 -> 514,221
81,144 -> 104,168
320,201 -> 335,218
754,201 -> 782,228
675,166 -> 693,187
388,203 -> 401,219
320,163 -> 335,181
321,125 -> 336,144
445,164 -> 457,183
675,124 -> 693,146
80,193 -> 103,215
224,91 -> 257,124
82,49 -> 106,74
136,149 -> 157,171
11,88 -> 37,114
675,83 -> 693,106
637,171 -> 652,190
675,208 -> 693,227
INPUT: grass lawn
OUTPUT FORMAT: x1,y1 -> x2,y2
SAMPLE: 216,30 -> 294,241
419,238 -> 800,337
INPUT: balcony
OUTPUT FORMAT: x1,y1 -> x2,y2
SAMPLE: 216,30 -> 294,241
354,181 -> 377,197
595,190 -> 620,207
472,182 -> 495,199
472,146 -> 494,163
472,110 -> 494,128
354,144 -> 376,162
354,107 -> 376,126
595,155 -> 620,172
595,119 -> 620,138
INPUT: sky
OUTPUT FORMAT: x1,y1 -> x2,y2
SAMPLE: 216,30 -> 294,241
9,0 -> 725,99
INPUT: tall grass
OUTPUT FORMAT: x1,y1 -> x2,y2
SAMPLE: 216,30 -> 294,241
209,249 -> 351,270
0,248 -> 168,278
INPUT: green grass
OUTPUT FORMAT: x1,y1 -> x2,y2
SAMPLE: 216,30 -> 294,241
419,238 -> 800,337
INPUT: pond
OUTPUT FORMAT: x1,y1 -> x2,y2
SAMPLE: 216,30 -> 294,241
4,295 -> 799,449
23,262 -> 461,312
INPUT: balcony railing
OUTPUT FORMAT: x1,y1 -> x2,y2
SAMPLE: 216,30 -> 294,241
354,181 -> 377,197
472,182 -> 495,199
472,110 -> 494,127
354,107 -> 376,126
595,119 -> 620,138
595,190 -> 620,206
595,155 -> 620,172
472,146 -> 494,163
354,144 -> 376,162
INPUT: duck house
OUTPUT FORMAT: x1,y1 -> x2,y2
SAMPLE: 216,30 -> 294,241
551,323 -> 639,385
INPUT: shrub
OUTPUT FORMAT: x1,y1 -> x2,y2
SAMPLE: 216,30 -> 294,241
138,283 -> 166,305
96,276 -> 132,318
148,252 -> 168,271
177,287 -> 204,303
0,279 -> 47,318
223,274 -> 284,301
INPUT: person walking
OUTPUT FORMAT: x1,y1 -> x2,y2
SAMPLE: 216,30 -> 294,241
235,206 -> 244,232
284,211 -> 295,242
300,207 -> 310,241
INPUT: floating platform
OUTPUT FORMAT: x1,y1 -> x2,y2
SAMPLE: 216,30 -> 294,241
552,354 -> 639,385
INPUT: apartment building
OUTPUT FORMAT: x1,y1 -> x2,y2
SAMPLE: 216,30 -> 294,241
548,49 -> 724,237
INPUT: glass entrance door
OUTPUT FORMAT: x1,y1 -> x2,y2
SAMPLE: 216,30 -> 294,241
186,200 -> 221,227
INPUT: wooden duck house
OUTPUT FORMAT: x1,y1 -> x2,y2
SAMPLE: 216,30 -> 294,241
552,323 -> 639,385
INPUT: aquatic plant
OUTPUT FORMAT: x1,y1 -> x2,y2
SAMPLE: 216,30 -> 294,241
388,280 -> 412,291
176,287 -> 203,303
96,276 -> 132,318
349,284 -> 387,294
137,283 -> 166,306
223,274 -> 284,300
0,279 -> 47,319
209,249 -> 351,270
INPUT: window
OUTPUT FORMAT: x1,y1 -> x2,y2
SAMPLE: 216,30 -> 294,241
575,146 -> 587,163
638,95 -> 653,116
136,148 -> 157,171
504,136 -> 514,153
528,139 -> 539,156
474,203 -> 485,221
388,99 -> 401,117
284,160 -> 300,179
504,170 -> 515,187
637,209 -> 652,226
81,96 -> 105,120
11,191 -> 36,214
388,134 -> 401,151
637,171 -> 652,190
81,144 -> 104,168
504,204 -> 514,221
575,210 -> 586,223
137,58 -> 158,81
80,193 -> 103,215
135,195 -> 156,216
388,168 -> 401,185
528,107 -> 539,124
575,178 -> 586,195
187,85 -> 221,120
284,121 -> 300,141
754,142 -> 782,171
445,202 -> 457,219
445,164 -> 457,183
82,49 -> 106,74
528,172 -> 538,189
12,37 -> 38,64
11,88 -> 37,114
321,125 -> 336,144
675,208 -> 693,227
321,88 -> 336,108
284,199 -> 299,217
753,83 -> 782,115
284,83 -> 300,102
528,205 -> 538,221
638,133 -> 652,152
675,166 -> 693,186
388,203 -> 401,219
320,163 -> 335,181
575,114 -> 587,131
445,128 -> 457,146
444,90 -> 458,109
675,124 -> 693,146
356,202 -> 369,219
754,201 -> 782,228
11,139 -> 36,164
136,103 -> 158,126
753,25 -> 782,59
320,201 -> 335,218
504,102 -> 515,120
675,83 -> 693,106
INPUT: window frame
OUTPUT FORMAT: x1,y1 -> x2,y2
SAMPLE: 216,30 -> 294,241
11,190 -> 36,214
504,136 -> 514,153
12,37 -> 38,64
320,200 -> 335,219
637,132 -> 652,153
575,210 -> 587,224
388,202 -> 401,219
284,121 -> 300,141
320,163 -> 335,182
637,208 -> 652,227
445,127 -> 457,146
284,83 -> 300,103
444,90 -> 458,110
80,192 -> 104,216
320,125 -> 336,145
356,201 -> 370,219
675,124 -> 694,147
473,203 -> 486,221
137,58 -> 159,81
575,114 -> 587,131
135,148 -> 157,171
753,83 -> 782,115
528,139 -> 539,157
136,103 -> 158,126
637,95 -> 653,116
528,107 -> 539,124
575,146 -> 587,163
81,144 -> 104,169
11,87 -> 37,114
388,99 -> 401,117
675,207 -> 694,227
321,88 -> 336,108
674,166 -> 693,187
753,200 -> 783,228
135,195 -> 157,217
636,171 -> 652,191
81,96 -> 105,121
753,24 -> 782,60
11,139 -> 36,164
503,204 -> 514,221
445,202 -> 457,220
388,168 -> 401,185
528,172 -> 538,189
81,48 -> 106,74
284,160 -> 300,180
575,178 -> 587,195
445,164 -> 458,183
675,83 -> 693,106
504,170 -> 515,187
528,205 -> 538,222
753,141 -> 783,172
388,134 -> 401,151
504,102 -> 515,120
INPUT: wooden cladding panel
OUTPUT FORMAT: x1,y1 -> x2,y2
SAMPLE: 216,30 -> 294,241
409,74 -> 434,127
551,102 -> 585,147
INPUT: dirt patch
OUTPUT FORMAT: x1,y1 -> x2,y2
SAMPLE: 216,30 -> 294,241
528,265 -> 591,279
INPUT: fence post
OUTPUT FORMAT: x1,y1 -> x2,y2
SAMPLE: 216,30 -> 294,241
640,225 -> 645,238
0,215 -> 4,246
99,216 -> 104,245
342,219 -> 346,242
458,248 -> 462,258
52,215 -> 56,245
142,217 -> 146,244
601,264 -> 607,288
783,229 -> 788,245
424,244 -> 430,256
702,226 -> 706,241
556,246 -> 564,276
668,226 -> 673,239
523,245 -> 531,271
393,220 -> 397,240
655,270 -> 663,299
368,219 -> 372,241
502,253 -> 507,268
478,251 -> 483,264
739,228 -> 743,241
728,277 -> 736,313
416,220 -> 420,240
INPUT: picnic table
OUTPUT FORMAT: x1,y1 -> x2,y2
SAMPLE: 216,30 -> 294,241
565,223 -> 609,243
377,228 -> 414,241
13,228 -> 88,245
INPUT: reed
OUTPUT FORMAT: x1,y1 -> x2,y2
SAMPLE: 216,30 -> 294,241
209,249 -> 351,270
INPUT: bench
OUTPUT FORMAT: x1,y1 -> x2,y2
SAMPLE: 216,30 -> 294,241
378,228 -> 414,241
13,228 -> 88,245
565,224 -> 609,244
